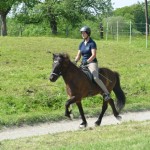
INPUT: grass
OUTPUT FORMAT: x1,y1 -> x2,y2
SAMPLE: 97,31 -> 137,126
0,36 -> 150,127
0,120 -> 150,150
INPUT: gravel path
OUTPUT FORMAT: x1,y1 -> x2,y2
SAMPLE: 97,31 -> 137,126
0,111 -> 150,141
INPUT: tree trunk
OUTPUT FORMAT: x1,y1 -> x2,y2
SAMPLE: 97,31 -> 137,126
47,6 -> 57,35
50,15 -> 57,34
0,13 -> 7,36
0,6 -> 11,36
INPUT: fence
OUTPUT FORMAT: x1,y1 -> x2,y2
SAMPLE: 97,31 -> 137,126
100,21 -> 149,48
0,20 -> 149,48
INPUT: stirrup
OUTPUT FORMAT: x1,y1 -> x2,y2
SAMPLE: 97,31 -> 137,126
103,93 -> 111,101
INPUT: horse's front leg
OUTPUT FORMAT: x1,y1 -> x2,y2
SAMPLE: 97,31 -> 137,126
76,101 -> 87,128
65,96 -> 76,118
95,100 -> 108,126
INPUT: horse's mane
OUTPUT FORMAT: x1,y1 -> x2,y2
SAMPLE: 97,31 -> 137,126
57,53 -> 82,71
57,53 -> 70,60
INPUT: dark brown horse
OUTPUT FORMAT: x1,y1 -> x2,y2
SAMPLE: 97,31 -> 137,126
49,53 -> 126,127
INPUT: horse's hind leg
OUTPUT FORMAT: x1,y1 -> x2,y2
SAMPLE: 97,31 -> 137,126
95,100 -> 108,126
109,99 -> 122,120
76,101 -> 87,128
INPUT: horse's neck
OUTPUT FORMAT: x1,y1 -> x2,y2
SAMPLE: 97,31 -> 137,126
62,62 -> 80,83
62,62 -> 98,96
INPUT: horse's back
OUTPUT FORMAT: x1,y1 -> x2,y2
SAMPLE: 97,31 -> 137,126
99,67 -> 118,78
99,67 -> 119,91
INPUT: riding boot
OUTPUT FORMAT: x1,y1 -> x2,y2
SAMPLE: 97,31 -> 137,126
103,93 -> 111,101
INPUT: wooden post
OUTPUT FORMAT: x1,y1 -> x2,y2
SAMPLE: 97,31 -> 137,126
145,0 -> 149,48
129,21 -> 132,44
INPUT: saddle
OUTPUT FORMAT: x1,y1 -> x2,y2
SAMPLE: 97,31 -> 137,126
80,65 -> 93,81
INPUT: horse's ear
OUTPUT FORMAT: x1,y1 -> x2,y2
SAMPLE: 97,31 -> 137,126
64,53 -> 70,62
63,53 -> 67,58
53,53 -> 57,58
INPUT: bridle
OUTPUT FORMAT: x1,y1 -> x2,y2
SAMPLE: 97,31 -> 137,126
50,60 -> 62,77
50,72 -> 62,78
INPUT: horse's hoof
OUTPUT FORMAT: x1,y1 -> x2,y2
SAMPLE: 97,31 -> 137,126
65,111 -> 69,116
79,122 -> 87,128
65,110 -> 72,119
70,113 -> 74,120
95,120 -> 101,126
65,113 -> 71,119
116,115 -> 122,121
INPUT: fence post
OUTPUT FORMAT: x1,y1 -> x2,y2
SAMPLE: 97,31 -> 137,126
0,18 -> 1,36
117,21 -> 118,42
106,21 -> 108,41
146,23 -> 148,48
129,21 -> 132,44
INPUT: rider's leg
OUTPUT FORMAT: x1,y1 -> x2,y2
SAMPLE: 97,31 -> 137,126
88,62 -> 110,101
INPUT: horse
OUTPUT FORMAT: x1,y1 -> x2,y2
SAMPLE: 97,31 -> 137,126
49,53 -> 126,128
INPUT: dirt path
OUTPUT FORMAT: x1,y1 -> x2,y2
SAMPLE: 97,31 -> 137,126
0,111 -> 150,141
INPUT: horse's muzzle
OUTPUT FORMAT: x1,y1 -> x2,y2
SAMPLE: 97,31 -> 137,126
49,73 -> 58,82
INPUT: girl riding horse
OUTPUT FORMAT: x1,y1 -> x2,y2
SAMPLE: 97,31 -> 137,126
50,53 -> 126,128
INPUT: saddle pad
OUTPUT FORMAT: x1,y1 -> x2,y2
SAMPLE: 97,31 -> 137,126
80,65 -> 93,81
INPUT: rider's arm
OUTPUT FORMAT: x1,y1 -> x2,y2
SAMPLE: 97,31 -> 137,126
75,50 -> 81,62
87,49 -> 96,63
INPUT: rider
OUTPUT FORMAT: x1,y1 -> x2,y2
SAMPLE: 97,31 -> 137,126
75,26 -> 111,101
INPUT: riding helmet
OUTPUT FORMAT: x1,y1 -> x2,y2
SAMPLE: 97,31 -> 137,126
80,26 -> 91,36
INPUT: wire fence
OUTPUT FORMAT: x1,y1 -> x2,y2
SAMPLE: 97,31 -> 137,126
99,21 -> 149,48
0,20 -> 149,48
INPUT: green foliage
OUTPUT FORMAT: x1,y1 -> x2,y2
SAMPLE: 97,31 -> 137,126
0,0 -> 17,11
6,2 -> 149,37
114,6 -> 134,21
113,3 -> 147,33
1,1 -> 150,37
7,0 -> 113,35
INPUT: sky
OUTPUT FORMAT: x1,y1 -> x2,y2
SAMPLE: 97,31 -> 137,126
111,0 -> 144,9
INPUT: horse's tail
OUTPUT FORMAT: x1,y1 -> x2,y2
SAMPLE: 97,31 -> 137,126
113,72 -> 126,112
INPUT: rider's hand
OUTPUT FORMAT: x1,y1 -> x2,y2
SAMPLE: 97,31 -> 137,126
73,60 -> 77,65
82,60 -> 89,65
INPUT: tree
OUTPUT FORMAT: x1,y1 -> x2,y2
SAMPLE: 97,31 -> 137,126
113,2 -> 147,33
4,0 -> 113,36
0,0 -> 39,36
43,0 -> 113,35
0,0 -> 16,36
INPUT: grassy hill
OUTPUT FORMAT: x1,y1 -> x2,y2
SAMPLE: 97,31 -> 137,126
0,37 -> 150,127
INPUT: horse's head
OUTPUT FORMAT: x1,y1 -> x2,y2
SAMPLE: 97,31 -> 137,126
49,53 -> 70,82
